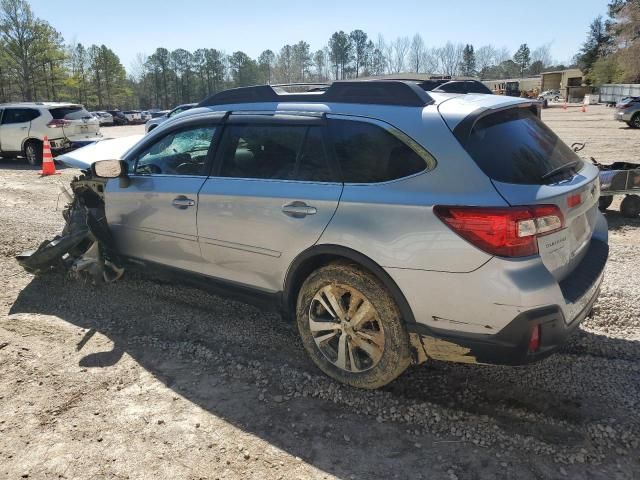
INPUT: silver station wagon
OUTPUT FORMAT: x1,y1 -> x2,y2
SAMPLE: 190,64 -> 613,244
57,81 -> 609,389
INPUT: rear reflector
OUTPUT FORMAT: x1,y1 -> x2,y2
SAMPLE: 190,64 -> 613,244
434,205 -> 564,258
567,193 -> 582,208
528,325 -> 541,353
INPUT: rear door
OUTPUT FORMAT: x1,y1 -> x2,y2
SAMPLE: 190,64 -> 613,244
0,108 -> 36,151
105,119 -> 220,272
453,105 -> 601,281
197,114 -> 342,291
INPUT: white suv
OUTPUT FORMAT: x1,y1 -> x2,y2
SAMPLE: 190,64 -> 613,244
0,102 -> 101,165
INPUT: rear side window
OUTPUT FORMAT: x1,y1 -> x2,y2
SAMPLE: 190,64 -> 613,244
219,125 -> 332,182
328,119 -> 428,183
2,108 -> 39,124
49,106 -> 91,120
458,108 -> 582,184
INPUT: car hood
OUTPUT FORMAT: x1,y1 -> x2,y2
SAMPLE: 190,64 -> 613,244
56,135 -> 143,168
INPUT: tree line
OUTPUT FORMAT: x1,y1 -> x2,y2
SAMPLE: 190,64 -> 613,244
575,0 -> 640,85
0,0 -> 584,111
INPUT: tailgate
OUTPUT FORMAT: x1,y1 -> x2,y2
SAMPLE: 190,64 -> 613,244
492,167 -> 601,281
448,102 -> 601,281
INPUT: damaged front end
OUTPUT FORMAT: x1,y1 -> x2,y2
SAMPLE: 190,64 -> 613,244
16,171 -> 125,283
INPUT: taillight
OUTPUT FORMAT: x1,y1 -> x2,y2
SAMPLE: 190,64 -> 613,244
528,325 -> 541,352
434,205 -> 564,258
47,119 -> 70,128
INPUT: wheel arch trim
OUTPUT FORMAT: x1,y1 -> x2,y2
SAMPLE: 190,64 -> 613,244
282,244 -> 417,325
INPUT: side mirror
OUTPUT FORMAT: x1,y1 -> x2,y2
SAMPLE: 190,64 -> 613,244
92,159 -> 127,178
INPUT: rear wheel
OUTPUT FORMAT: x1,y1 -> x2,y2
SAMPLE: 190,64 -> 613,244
630,113 -> 640,129
620,195 -> 640,218
296,263 -> 411,389
24,140 -> 42,166
598,195 -> 614,212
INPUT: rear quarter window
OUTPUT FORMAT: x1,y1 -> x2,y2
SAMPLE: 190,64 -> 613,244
328,119 -> 431,183
457,108 -> 582,184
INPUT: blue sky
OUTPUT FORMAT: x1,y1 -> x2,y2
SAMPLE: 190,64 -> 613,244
30,0 -> 608,72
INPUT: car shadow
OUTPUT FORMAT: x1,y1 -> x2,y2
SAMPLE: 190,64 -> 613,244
0,156 -> 72,170
7,269 -> 640,478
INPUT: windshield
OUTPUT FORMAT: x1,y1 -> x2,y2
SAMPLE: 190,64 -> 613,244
458,107 -> 583,184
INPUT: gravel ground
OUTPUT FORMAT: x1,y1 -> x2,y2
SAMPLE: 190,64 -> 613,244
0,106 -> 639,480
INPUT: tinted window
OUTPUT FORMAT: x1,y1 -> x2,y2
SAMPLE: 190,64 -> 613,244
329,119 -> 428,183
50,106 -> 91,120
220,125 -> 332,181
2,108 -> 38,124
459,108 -> 582,184
133,125 -> 216,176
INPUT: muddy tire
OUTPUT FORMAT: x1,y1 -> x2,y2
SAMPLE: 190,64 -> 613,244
24,140 -> 43,166
620,195 -> 640,218
296,262 -> 411,389
630,113 -> 640,129
598,195 -> 614,212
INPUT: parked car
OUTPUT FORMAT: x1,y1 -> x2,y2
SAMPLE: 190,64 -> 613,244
140,111 -> 152,122
106,110 -> 129,126
0,102 -> 101,165
122,111 -> 143,124
538,90 -> 561,102
91,111 -> 114,126
614,96 -> 640,128
145,103 -> 196,132
46,82 -> 610,389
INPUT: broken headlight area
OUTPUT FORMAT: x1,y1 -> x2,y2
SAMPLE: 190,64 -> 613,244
16,170 -> 125,283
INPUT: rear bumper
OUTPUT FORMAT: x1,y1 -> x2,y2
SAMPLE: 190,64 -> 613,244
405,239 -> 608,365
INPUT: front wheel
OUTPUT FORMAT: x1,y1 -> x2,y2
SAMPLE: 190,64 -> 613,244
629,113 -> 640,129
24,140 -> 43,166
296,263 -> 411,389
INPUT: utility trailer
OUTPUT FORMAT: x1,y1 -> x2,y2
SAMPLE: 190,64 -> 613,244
598,84 -> 640,106
572,143 -> 640,218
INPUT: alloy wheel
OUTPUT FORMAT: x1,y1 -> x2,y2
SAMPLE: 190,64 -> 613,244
25,144 -> 38,165
308,284 -> 385,373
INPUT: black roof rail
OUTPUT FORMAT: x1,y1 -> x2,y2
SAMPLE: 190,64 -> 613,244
197,80 -> 433,108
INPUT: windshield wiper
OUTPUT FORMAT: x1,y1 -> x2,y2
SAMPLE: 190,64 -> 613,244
540,160 -> 581,182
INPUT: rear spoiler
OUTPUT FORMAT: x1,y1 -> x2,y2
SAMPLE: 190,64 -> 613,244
452,101 -> 542,142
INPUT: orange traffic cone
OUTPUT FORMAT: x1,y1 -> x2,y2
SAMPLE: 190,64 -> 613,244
40,136 -> 57,176
563,102 -> 568,110
581,104 -> 587,113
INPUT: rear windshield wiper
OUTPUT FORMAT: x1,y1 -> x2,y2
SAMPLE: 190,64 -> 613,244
540,160 -> 581,182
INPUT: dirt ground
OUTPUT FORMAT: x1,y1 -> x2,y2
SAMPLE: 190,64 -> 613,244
0,105 -> 639,480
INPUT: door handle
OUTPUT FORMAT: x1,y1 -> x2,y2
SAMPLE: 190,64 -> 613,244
172,195 -> 195,209
282,201 -> 317,218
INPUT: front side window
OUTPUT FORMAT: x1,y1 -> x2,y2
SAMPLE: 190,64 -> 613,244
219,124 -> 332,182
2,108 -> 36,124
328,119 -> 429,183
133,125 -> 216,176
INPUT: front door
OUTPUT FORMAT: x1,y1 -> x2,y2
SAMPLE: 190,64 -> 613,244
105,122 -> 219,272
197,115 -> 343,292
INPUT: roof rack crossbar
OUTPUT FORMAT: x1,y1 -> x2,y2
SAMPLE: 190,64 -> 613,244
197,81 -> 433,108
